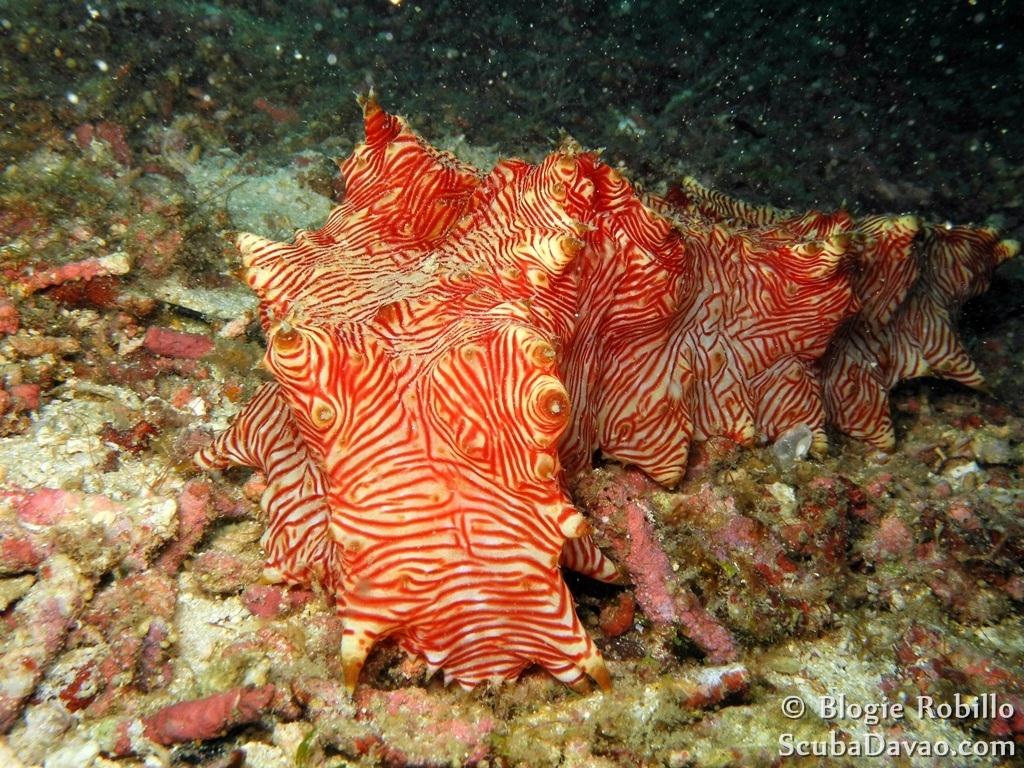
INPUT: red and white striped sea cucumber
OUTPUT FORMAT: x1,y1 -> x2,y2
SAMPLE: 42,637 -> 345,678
195,96 -> 1018,692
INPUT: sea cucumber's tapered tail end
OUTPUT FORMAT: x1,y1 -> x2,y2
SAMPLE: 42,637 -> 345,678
193,383 -> 288,472
238,232 -> 290,291
341,622 -> 381,694
561,645 -> 612,693
356,89 -> 408,149
236,232 -> 311,323
236,232 -> 282,269
996,238 -> 1020,265
193,443 -> 227,471
586,653 -> 613,692
561,536 -> 624,584
358,87 -> 379,117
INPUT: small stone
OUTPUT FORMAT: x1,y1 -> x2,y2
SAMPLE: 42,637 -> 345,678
0,298 -> 19,335
0,574 -> 35,610
940,457 -> 981,480
767,482 -> 797,516
872,515 -> 914,557
971,434 -> 1013,465
9,383 -> 41,411
241,584 -> 284,618
150,276 -> 258,322
192,549 -> 261,595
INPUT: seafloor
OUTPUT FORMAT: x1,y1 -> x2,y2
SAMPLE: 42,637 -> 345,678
1,1 -> 1022,767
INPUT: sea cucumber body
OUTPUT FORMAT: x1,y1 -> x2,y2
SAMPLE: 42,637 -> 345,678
196,99 -> 1018,690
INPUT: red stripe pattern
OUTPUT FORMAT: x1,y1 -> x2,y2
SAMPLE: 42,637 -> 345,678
194,383 -> 343,598
670,180 -> 1018,450
196,97 -> 1018,692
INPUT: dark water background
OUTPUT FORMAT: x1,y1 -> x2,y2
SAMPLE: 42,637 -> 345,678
3,0 -> 1021,225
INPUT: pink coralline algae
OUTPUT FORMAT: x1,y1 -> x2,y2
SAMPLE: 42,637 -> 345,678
0,292 -> 19,336
576,468 -> 737,661
142,326 -> 215,359
0,483 -> 232,735
891,624 -> 1024,743
575,464 -> 864,648
11,253 -> 131,297
112,684 -> 278,756
0,555 -> 93,733
73,121 -> 134,167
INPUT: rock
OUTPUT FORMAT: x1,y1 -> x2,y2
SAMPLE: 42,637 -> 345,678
971,433 -> 1014,465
